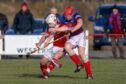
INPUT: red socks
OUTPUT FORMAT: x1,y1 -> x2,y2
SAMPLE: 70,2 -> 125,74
48,58 -> 58,71
40,64 -> 47,74
84,61 -> 92,77
70,54 -> 82,65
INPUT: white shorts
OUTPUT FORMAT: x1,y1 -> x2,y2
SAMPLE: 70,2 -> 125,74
43,46 -> 64,60
67,32 -> 86,47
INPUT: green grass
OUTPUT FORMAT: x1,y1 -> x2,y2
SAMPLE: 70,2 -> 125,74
0,58 -> 126,84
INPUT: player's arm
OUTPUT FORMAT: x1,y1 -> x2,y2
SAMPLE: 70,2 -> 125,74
36,32 -> 49,48
43,34 -> 54,48
56,25 -> 70,32
54,19 -> 83,32
49,25 -> 70,32
71,18 -> 83,33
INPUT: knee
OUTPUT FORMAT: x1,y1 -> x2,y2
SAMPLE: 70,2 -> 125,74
55,52 -> 64,59
65,43 -> 72,51
78,47 -> 85,54
80,53 -> 88,62
40,59 -> 46,65
78,47 -> 88,62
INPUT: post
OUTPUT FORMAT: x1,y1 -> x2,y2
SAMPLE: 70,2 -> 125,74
0,31 -> 2,61
85,30 -> 89,59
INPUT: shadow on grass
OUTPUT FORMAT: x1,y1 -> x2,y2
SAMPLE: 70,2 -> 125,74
18,73 -> 83,79
18,74 -> 42,79
49,74 -> 83,79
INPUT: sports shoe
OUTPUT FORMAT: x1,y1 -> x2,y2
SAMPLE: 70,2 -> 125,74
42,69 -> 49,79
85,75 -> 93,80
74,64 -> 83,73
42,75 -> 48,79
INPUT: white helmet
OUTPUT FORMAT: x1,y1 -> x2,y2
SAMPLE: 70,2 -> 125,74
45,14 -> 57,24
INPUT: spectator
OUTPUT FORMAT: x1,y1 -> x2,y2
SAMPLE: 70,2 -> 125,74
50,7 -> 60,19
13,2 -> 34,58
108,5 -> 125,59
13,2 -> 34,35
0,13 -> 8,35
43,7 -> 60,32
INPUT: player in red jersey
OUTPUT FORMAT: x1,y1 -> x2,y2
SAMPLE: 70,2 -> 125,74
49,6 -> 93,79
36,14 -> 68,79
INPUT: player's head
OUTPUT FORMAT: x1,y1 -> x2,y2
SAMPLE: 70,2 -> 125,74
21,2 -> 28,12
64,6 -> 74,21
45,14 -> 57,28
111,5 -> 119,15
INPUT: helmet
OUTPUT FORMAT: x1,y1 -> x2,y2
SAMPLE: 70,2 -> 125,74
64,6 -> 74,16
45,14 -> 57,24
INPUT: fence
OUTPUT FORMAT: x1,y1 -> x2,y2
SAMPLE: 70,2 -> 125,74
0,30 -> 89,61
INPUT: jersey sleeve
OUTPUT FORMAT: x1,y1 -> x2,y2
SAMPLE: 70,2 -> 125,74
46,31 -> 51,35
74,12 -> 82,20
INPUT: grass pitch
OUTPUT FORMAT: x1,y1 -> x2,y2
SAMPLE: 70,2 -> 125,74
0,58 -> 126,84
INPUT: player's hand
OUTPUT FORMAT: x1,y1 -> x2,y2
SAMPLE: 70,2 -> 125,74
36,43 -> 40,49
68,27 -> 74,33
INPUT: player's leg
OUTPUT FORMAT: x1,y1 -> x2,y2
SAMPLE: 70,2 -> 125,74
78,46 -> 93,79
117,36 -> 125,59
111,36 -> 118,59
78,32 -> 93,79
40,47 -> 53,79
40,57 -> 49,79
65,41 -> 83,73
45,47 -> 64,74
47,51 -> 64,73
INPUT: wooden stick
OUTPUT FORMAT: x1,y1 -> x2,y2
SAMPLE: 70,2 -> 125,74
26,34 -> 67,55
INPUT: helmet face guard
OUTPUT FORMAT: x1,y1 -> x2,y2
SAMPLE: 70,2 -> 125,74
45,14 -> 58,28
46,14 -> 57,25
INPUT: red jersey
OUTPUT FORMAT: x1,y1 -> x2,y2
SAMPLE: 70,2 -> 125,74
46,25 -> 67,48
53,32 -> 67,48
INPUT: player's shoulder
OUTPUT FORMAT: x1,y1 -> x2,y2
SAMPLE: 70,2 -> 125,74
73,11 -> 81,16
74,11 -> 80,15
73,11 -> 82,19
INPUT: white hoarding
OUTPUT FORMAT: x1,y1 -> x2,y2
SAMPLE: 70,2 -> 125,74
4,35 -> 53,55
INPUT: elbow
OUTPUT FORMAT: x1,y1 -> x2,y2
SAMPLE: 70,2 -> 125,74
78,19 -> 83,27
80,22 -> 83,27
77,22 -> 83,28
